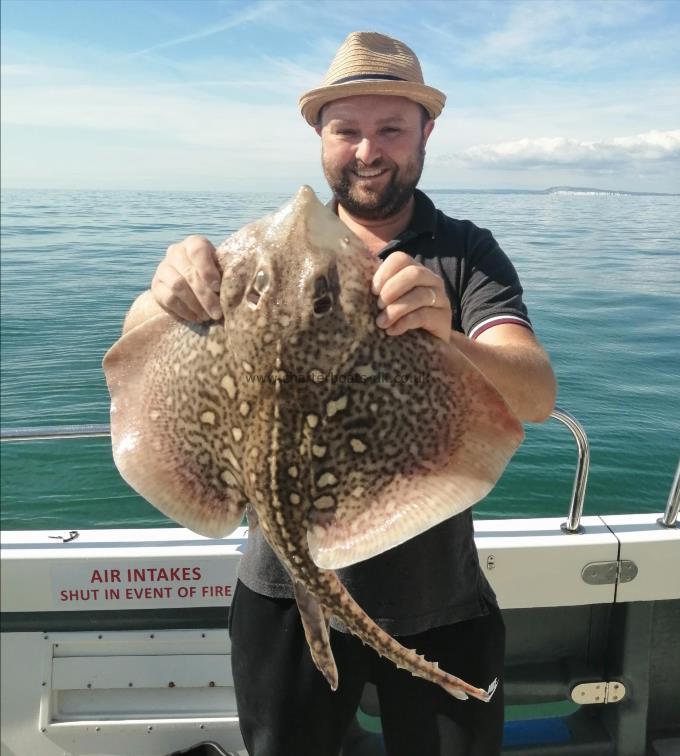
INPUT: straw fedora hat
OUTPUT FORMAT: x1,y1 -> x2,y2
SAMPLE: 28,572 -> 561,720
299,31 -> 446,126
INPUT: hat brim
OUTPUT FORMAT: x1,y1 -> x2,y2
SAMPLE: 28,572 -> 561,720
299,80 -> 446,126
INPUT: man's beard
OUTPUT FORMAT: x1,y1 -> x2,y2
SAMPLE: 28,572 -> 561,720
323,141 -> 426,221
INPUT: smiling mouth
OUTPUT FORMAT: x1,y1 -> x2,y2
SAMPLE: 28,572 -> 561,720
352,168 -> 389,179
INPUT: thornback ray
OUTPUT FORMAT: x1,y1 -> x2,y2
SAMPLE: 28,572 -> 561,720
103,185 -> 524,703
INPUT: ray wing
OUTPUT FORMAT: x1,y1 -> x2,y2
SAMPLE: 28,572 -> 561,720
103,313 -> 248,537
305,331 -> 524,569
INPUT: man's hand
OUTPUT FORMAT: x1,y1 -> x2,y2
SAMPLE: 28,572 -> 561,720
372,252 -> 451,343
151,235 -> 223,322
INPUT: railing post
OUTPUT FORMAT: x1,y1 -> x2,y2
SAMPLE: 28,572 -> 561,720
550,408 -> 590,534
657,459 -> 679,528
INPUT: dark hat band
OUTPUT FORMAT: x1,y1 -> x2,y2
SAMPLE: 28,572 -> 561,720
330,73 -> 407,85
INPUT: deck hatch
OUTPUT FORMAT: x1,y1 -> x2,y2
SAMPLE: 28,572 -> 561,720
52,654 -> 231,690
40,630 -> 238,729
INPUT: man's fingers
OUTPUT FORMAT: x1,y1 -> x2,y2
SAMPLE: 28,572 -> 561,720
160,243 -> 222,320
152,265 -> 213,322
151,279 -> 206,322
372,251 -> 414,295
374,253 -> 446,311
372,253 -> 452,342
383,308 -> 429,337
166,233 -> 221,296
376,286 -> 442,328
383,307 -> 449,342
181,264 -> 223,320
183,236 -> 221,293
377,268 -> 444,311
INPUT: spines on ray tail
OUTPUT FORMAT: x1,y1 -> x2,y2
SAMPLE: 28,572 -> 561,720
306,568 -> 497,703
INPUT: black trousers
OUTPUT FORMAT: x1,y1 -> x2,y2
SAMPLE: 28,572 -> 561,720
228,580 -> 505,756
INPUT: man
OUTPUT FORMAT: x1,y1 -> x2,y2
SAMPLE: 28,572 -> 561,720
128,32 -> 556,756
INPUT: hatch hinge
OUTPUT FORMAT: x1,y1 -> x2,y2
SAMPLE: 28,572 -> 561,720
571,681 -> 626,704
581,560 -> 638,585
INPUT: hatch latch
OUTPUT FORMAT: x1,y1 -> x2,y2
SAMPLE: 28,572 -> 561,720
581,560 -> 638,585
571,681 -> 626,704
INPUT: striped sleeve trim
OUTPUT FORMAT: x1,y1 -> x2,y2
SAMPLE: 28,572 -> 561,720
468,315 -> 533,341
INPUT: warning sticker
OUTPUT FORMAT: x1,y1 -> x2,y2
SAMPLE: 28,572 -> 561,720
51,558 -> 239,610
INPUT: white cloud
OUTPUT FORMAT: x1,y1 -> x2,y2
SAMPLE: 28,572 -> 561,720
440,130 -> 680,170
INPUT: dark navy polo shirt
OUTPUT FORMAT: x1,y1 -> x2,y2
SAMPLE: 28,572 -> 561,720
336,188 -> 532,340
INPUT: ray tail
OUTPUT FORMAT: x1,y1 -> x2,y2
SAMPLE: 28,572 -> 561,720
293,580 -> 338,690
313,571 -> 496,702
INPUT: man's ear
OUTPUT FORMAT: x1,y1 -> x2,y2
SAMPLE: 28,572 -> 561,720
314,105 -> 325,136
423,119 -> 435,145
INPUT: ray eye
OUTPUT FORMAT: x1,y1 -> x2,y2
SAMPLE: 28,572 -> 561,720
313,275 -> 333,316
247,268 -> 269,307
314,296 -> 333,315
314,275 -> 329,298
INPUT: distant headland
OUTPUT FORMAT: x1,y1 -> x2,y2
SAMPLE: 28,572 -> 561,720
426,186 -> 679,197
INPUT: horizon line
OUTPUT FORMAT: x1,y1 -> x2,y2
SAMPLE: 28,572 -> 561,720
2,184 -> 679,197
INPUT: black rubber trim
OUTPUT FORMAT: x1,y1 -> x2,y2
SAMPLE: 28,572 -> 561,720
331,73 -> 406,85
0,607 -> 230,633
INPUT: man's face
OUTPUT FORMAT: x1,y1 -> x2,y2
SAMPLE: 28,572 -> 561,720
317,95 -> 434,221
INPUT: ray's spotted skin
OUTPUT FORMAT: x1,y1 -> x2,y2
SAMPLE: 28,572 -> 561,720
103,186 -> 523,703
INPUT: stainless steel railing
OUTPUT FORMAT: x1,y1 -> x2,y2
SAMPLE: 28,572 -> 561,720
657,459 -> 680,529
0,424 -> 111,442
551,408 -> 590,534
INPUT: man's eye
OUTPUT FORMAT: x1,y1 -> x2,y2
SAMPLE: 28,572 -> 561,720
381,127 -> 400,135
337,129 -> 357,137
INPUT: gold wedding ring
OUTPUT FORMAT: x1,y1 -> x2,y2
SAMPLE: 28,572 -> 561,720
429,287 -> 437,307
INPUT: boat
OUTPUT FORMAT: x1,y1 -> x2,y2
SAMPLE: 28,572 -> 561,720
1,409 -> 678,756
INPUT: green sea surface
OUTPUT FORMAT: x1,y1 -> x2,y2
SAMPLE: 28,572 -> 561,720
1,188 -> 678,530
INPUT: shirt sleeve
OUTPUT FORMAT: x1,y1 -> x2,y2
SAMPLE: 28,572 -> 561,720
460,224 -> 532,340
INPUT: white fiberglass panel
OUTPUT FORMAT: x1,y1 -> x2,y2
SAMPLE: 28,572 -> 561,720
602,513 -> 680,602
474,516 -> 619,609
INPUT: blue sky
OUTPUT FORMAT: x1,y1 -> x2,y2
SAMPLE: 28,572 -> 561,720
2,0 -> 679,192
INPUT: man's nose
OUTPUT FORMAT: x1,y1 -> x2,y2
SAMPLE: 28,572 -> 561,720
355,137 -> 381,165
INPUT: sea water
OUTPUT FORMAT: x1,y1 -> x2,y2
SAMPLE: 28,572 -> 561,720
1,188 -> 678,530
